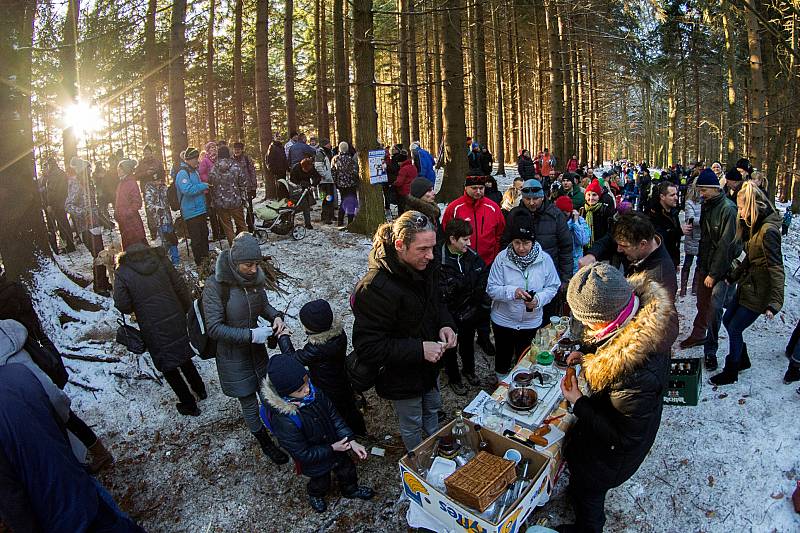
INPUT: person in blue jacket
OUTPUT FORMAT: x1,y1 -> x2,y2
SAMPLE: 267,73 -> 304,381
0,364 -> 145,532
176,146 -> 210,265
410,142 -> 437,185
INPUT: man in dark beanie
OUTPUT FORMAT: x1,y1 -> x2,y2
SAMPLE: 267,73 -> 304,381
441,168 -> 506,266
276,299 -> 367,436
724,166 -> 745,203
557,263 -> 678,533
679,169 -> 741,370
262,353 -> 373,513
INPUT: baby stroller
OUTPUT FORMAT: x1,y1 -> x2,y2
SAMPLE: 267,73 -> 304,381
253,178 -> 310,243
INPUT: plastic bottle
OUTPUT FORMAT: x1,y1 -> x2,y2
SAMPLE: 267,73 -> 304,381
451,410 -> 476,462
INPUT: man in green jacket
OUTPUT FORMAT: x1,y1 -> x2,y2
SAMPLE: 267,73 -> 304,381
679,169 -> 742,371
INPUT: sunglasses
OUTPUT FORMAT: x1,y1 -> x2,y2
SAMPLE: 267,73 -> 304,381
413,214 -> 430,228
521,187 -> 543,194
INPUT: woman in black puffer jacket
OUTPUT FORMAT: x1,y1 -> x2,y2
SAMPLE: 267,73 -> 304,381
114,243 -> 207,416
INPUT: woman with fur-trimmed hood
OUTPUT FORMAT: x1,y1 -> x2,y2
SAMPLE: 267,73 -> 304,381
262,353 -> 373,513
405,178 -> 442,239
276,299 -> 367,436
557,263 -> 678,533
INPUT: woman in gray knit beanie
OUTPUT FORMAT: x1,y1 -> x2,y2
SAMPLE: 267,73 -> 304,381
556,262 -> 678,532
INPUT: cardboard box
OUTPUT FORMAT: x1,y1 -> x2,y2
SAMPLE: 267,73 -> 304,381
663,357 -> 701,406
399,420 -> 552,533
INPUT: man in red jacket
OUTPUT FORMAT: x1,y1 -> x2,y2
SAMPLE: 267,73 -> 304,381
442,169 -> 506,266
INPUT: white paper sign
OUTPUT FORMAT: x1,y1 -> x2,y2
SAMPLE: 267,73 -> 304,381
369,149 -> 387,184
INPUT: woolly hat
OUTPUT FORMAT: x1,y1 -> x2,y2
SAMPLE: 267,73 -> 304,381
521,179 -> 544,198
117,159 -> 137,175
69,156 -> 89,174
410,177 -> 433,198
267,353 -> 308,396
696,168 -> 721,188
555,196 -> 573,214
725,167 -> 743,183
299,299 -> 334,333
567,263 -> 634,325
585,179 -> 603,196
229,232 -> 262,263
509,216 -> 535,242
464,168 -> 486,187
184,147 -> 200,160
735,158 -> 752,175
338,141 -> 349,154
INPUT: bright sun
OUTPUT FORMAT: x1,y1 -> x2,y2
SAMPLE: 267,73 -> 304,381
62,100 -> 104,138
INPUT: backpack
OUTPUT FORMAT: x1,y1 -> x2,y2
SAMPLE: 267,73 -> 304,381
167,180 -> 181,211
187,284 -> 230,360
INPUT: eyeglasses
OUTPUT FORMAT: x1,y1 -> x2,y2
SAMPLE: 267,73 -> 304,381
521,187 -> 543,194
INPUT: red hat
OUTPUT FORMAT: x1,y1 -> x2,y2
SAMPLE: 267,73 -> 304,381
555,196 -> 573,214
585,179 -> 603,196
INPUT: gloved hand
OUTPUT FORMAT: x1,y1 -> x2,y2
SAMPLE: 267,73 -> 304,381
250,326 -> 271,344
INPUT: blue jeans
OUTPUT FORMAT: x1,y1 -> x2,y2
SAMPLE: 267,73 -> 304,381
159,224 -> 180,266
704,281 -> 736,358
722,301 -> 760,369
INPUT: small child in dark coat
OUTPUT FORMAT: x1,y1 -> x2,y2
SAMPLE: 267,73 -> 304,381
276,299 -> 368,436
262,354 -> 373,513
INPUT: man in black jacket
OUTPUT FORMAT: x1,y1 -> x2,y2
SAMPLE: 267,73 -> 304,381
559,263 -> 678,533
266,136 -> 289,200
579,213 -> 678,300
648,181 -> 682,267
503,179 -> 573,316
678,169 -> 741,370
352,211 -> 457,451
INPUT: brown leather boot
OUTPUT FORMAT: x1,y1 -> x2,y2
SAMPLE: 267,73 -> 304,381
87,439 -> 114,474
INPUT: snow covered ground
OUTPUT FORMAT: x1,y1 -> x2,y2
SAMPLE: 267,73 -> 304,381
27,168 -> 800,532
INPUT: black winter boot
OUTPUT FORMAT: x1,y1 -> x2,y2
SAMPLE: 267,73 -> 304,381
253,429 -> 289,464
709,367 -> 738,386
738,344 -> 751,371
784,363 -> 800,384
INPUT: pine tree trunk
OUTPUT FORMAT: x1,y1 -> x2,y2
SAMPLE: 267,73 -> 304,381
205,0 -> 216,141
424,14 -> 435,151
143,0 -> 161,150
722,6 -> 739,166
348,0 -> 384,235
438,0 -> 469,199
315,0 -> 331,140
0,0 -> 51,279
474,3 -> 488,146
233,0 -> 244,140
398,0 -> 411,148
468,4 -> 479,140
545,0 -> 564,166
745,2 -> 766,169
433,19 -> 444,152
169,0 -> 189,167
558,6 -> 573,164
491,5 -> 505,175
667,78 -> 677,167
255,0 -> 274,197
284,0 -> 298,135
408,1 -> 420,144
333,0 -> 352,143
506,0 -> 520,159
61,0 -> 79,165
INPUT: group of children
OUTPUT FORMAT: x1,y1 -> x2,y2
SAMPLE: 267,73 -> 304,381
263,299 -> 372,513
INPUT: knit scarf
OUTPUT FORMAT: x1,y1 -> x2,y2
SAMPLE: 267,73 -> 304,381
284,381 -> 317,408
583,202 -> 603,245
507,241 -> 541,272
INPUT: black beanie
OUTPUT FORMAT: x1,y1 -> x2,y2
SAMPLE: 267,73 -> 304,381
267,354 -> 308,396
299,299 -> 334,333
410,178 -> 433,199
725,167 -> 743,183
735,158 -> 752,175
464,168 -> 485,187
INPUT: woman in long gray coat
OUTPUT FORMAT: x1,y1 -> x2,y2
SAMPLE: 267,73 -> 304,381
202,232 -> 289,464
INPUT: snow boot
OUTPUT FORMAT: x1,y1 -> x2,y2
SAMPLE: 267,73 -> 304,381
308,496 -> 327,513
680,335 -> 706,350
343,486 -> 375,500
176,402 -> 201,416
738,344 -> 751,372
704,354 -> 718,371
709,367 -> 738,386
784,363 -> 800,384
87,439 -> 114,474
253,429 -> 289,464
679,268 -> 689,298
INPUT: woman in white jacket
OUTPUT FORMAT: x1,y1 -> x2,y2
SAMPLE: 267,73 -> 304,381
487,217 -> 561,381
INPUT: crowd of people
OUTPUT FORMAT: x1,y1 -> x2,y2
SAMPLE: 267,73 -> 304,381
2,134 -> 797,532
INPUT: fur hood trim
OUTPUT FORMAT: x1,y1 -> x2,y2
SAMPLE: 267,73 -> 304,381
404,194 -> 441,224
581,272 -> 674,392
306,319 -> 344,345
261,375 -> 299,416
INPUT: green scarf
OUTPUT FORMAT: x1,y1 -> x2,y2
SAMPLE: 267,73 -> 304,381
584,202 -> 603,246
